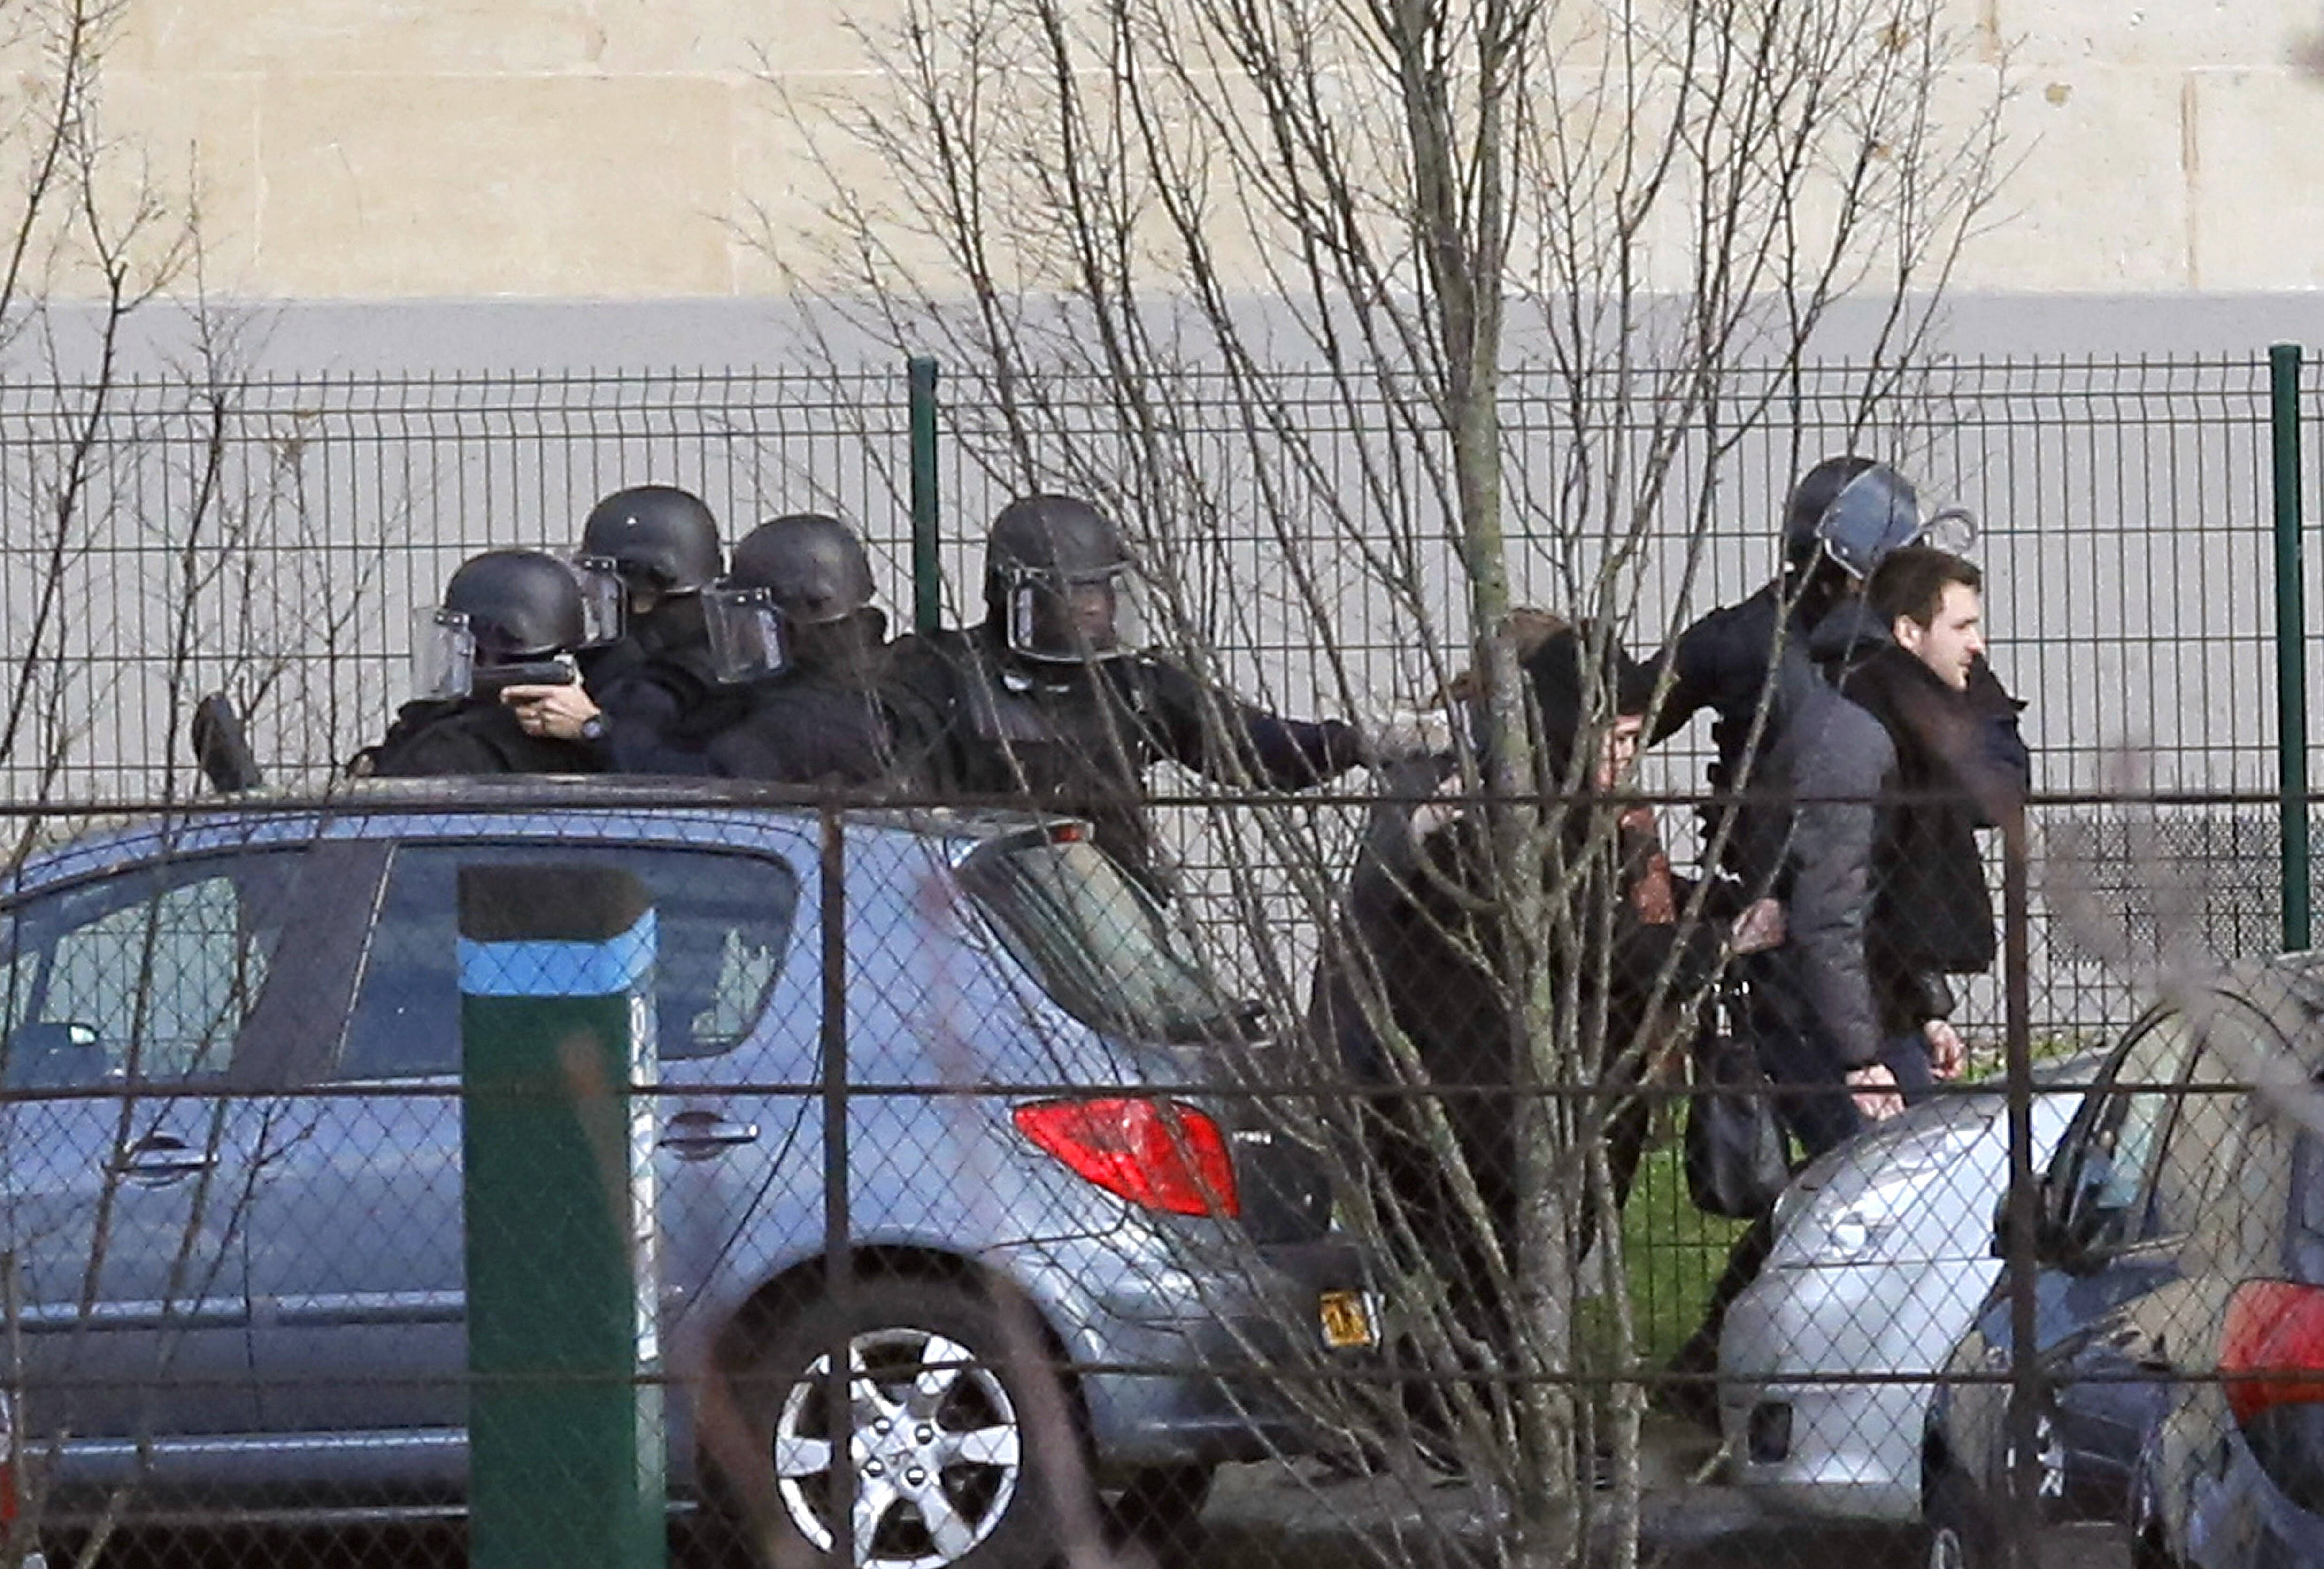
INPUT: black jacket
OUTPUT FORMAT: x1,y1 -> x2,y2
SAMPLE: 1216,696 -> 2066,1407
350,698 -> 606,778
1652,579 -> 2029,893
577,603 -> 727,767
1652,580 -> 1827,884
1314,794 -> 1724,1299
885,624 -> 1365,883
703,662 -> 939,791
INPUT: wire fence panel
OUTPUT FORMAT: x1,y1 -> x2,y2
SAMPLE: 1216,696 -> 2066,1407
0,353 -> 2315,1568
0,789 -> 2306,1569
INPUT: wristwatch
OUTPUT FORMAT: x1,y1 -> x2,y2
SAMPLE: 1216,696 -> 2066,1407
578,714 -> 608,744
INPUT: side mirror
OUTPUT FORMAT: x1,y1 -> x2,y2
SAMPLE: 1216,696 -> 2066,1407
1990,1151 -> 2098,1264
1987,1185 -> 2062,1261
191,692 -> 265,794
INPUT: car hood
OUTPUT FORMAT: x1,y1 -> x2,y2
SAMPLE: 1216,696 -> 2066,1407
1771,1052 -> 2105,1258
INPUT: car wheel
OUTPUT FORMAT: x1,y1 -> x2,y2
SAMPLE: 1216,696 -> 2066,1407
719,1277 -> 1069,1569
1924,1463 -> 2000,1569
1110,1462 -> 1216,1553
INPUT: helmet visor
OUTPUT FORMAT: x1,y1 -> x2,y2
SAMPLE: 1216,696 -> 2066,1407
703,585 -> 792,684
411,606 -> 477,701
1815,463 -> 1924,579
568,556 -> 628,647
1002,567 -> 1143,662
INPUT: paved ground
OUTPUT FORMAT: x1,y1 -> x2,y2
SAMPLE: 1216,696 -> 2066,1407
53,1418 -> 2132,1569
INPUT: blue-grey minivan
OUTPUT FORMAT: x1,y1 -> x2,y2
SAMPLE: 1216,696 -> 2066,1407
0,777 -> 1374,1566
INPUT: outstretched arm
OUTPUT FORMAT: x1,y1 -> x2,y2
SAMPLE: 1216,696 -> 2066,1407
1146,659 -> 1370,787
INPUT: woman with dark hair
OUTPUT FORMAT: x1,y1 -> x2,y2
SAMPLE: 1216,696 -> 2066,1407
1314,619 -> 1781,1345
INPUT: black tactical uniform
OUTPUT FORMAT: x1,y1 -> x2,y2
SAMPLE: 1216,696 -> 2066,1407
693,513 -> 936,790
890,494 -> 1366,885
351,549 -> 606,779
359,699 -> 601,777
571,484 -> 728,768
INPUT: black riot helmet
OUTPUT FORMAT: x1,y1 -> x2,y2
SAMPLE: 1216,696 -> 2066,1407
442,549 -> 587,660
983,493 -> 1141,662
731,514 -> 878,625
1780,456 -> 1881,569
577,485 -> 725,600
1781,457 -> 1932,581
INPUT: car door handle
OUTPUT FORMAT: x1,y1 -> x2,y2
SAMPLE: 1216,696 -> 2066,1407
110,1136 -> 218,1184
658,1111 -> 761,1158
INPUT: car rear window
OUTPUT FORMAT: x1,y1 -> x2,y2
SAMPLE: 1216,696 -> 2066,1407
956,836 -> 1244,1044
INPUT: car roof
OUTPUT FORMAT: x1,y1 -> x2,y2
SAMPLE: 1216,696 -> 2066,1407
1,776 -> 1076,901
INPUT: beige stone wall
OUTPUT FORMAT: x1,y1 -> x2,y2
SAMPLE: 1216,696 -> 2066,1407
46,0 -> 2324,300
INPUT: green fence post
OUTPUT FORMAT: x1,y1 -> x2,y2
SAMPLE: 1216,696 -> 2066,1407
459,864 -> 663,1569
908,355 -> 943,634
2271,343 -> 2313,952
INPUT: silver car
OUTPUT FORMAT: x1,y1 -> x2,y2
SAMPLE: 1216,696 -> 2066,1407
0,780 -> 1374,1563
1717,1054 -> 2101,1522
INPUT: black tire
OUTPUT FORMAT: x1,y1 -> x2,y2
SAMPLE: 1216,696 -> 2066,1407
1924,1462 -> 2001,1569
1109,1463 -> 1215,1554
713,1276 -> 1073,1569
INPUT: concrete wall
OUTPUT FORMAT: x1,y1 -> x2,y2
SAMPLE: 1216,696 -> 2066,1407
31,0 -> 2324,309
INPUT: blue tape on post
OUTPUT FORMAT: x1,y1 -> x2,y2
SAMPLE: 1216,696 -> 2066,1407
457,913 -> 656,999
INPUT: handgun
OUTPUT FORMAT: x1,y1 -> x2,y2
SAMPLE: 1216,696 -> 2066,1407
474,657 -> 580,697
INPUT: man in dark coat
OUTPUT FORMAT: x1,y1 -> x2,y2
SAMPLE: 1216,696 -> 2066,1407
350,549 -> 607,778
887,493 -> 1397,887
1651,459 -> 2023,1123
1772,545 -> 2023,1136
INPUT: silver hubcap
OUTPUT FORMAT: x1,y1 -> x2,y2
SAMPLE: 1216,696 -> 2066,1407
1927,1525 -> 1968,1569
773,1325 -> 1023,1569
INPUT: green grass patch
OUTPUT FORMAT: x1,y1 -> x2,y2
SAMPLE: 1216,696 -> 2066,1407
1574,1142 -> 1751,1377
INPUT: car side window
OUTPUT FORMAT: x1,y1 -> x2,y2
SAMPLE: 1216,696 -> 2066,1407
2053,1012 -> 2199,1256
0,853 -> 301,1089
335,843 -> 800,1080
2147,1001 -> 2273,1240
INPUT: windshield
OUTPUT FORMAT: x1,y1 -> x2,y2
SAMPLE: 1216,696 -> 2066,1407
956,836 -> 1246,1044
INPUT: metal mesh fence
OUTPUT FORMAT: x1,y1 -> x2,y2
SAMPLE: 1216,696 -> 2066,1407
0,789 -> 2308,1569
0,352 -> 2314,1568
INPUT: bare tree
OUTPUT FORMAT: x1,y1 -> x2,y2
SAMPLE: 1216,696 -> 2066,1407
749,0 -> 2011,1561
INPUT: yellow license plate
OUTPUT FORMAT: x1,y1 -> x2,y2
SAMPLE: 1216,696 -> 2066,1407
1317,1289 -> 1378,1350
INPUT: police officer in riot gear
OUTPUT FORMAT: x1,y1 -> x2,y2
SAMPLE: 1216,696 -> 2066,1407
1653,456 -> 1895,784
889,492 -> 1387,887
350,549 -> 608,777
526,483 -> 727,759
695,513 -> 930,784
519,513 -> 933,787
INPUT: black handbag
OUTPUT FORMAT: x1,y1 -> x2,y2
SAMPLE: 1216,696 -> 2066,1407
1683,990 -> 1791,1220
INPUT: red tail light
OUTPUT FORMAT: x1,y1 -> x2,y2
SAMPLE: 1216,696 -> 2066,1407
1012,1098 -> 1240,1218
2221,1279 -> 2324,1425
0,1388 -> 16,1525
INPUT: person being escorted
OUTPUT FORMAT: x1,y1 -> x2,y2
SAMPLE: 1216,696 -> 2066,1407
887,492 -> 1432,889
349,549 -> 609,778
1315,619 -> 1785,1339
1661,544 -> 2027,1418
1791,544 -> 2026,1126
